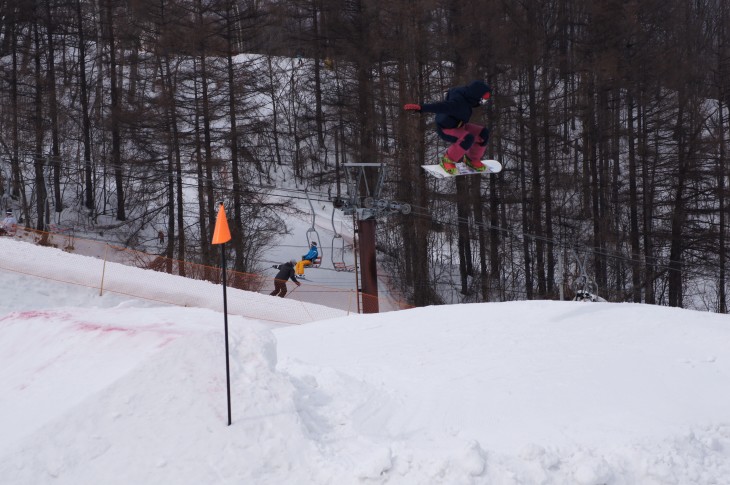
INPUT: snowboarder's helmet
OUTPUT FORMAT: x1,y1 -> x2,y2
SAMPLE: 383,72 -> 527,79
466,80 -> 490,99
290,259 -> 297,265
312,241 -> 317,245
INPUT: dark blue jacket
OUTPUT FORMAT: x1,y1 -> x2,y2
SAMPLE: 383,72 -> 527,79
274,262 -> 298,283
420,80 -> 491,130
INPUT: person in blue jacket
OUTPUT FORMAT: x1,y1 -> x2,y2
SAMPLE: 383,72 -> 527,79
404,80 -> 492,174
295,241 -> 319,275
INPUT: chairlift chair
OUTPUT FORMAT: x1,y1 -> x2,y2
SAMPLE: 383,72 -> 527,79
331,233 -> 353,272
305,227 -> 322,268
304,188 -> 323,268
330,205 -> 353,272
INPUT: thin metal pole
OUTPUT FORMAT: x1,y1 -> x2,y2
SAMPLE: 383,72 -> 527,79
558,247 -> 564,301
221,249 -> 232,426
352,212 -> 361,314
99,244 -> 108,296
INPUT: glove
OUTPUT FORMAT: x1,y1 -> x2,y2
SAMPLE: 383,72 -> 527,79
296,282 -> 301,286
481,85 -> 492,103
404,103 -> 421,111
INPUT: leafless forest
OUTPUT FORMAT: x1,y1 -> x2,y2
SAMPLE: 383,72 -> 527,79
1,0 -> 729,311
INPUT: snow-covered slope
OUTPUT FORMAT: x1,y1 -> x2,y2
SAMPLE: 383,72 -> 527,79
1,238 -> 729,484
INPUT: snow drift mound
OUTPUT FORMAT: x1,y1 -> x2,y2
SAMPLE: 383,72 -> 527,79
2,284 -> 730,483
0,307 -> 336,483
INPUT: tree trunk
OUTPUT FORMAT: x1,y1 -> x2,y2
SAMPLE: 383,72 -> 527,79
193,58 -> 211,273
518,91 -> 533,299
718,99 -> 727,313
76,0 -> 95,215
197,0 -> 216,266
471,177 -> 489,301
312,0 -> 324,146
225,3 -> 245,273
641,98 -> 656,304
33,20 -> 47,231
542,67 -> 555,296
9,14 -> 26,214
668,96 -> 686,307
627,93 -> 642,302
456,178 -> 473,295
45,0 -> 62,215
105,0 -> 125,221
161,49 -> 186,271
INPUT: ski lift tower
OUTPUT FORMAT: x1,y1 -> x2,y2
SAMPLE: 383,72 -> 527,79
570,248 -> 606,302
331,163 -> 411,313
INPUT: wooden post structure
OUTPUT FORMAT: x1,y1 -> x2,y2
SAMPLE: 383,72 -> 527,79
358,218 -> 379,313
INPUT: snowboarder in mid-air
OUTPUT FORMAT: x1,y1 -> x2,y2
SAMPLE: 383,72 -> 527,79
270,259 -> 301,297
404,80 -> 492,175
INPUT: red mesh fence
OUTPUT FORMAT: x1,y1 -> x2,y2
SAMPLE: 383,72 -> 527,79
0,226 -> 412,325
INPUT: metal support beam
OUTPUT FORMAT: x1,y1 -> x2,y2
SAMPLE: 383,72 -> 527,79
358,218 -> 379,313
333,162 -> 411,313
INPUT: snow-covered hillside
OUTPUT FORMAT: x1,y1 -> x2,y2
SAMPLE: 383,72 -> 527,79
1,238 -> 729,484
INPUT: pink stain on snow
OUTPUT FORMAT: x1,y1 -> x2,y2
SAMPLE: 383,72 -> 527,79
0,310 -> 72,322
74,322 -> 137,334
157,335 -> 179,348
0,308 -> 185,344
73,321 -> 183,341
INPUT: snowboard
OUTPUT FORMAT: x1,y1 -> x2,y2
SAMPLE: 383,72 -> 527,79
422,159 -> 502,179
